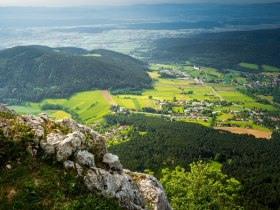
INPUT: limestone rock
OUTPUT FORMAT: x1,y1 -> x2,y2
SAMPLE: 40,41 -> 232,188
64,160 -> 75,170
74,150 -> 95,168
84,168 -> 146,210
0,107 -> 172,210
75,162 -> 83,177
38,113 -> 51,122
113,173 -> 146,210
41,132 -> 64,155
56,131 -> 85,161
103,153 -> 123,172
84,168 -> 116,196
0,104 -> 16,115
139,176 -> 172,210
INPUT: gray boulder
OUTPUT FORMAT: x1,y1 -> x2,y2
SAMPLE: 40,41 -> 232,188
84,168 -> 146,210
103,153 -> 123,172
0,104 -> 16,115
56,131 -> 85,161
64,160 -> 75,170
74,150 -> 95,168
138,175 -> 172,210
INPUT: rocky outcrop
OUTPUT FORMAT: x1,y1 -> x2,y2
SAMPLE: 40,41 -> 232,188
0,103 -> 16,115
0,106 -> 172,210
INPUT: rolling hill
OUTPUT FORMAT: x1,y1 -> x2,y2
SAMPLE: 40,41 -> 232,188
0,46 -> 152,104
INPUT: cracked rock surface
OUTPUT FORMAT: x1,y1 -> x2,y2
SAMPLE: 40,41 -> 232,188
0,105 -> 172,210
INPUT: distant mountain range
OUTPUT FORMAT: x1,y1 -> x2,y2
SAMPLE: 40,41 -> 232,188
149,28 -> 280,69
0,46 -> 152,104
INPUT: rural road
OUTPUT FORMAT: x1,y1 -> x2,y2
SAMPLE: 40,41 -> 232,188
195,78 -> 224,101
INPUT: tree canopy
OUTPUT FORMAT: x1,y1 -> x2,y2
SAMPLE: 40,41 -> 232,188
107,114 -> 280,209
160,161 -> 243,210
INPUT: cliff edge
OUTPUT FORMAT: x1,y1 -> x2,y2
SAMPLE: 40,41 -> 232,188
0,105 -> 172,210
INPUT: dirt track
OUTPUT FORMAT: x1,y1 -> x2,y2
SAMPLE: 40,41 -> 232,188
102,90 -> 117,105
214,127 -> 272,139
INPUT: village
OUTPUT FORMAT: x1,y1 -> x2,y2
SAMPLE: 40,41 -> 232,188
111,64 -> 280,131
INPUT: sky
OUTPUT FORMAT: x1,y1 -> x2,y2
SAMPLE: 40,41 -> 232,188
0,0 -> 279,7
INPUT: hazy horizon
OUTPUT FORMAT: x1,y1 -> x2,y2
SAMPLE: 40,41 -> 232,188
1,0 -> 280,7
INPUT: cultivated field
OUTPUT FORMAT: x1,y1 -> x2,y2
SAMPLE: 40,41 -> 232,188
214,127 -> 272,139
239,62 -> 259,70
11,90 -> 111,123
8,63 -> 280,132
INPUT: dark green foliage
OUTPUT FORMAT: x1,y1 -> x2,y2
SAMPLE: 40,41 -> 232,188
0,46 -> 152,104
159,72 -> 176,78
160,162 -> 243,210
272,88 -> 280,103
67,194 -> 124,210
142,107 -> 157,113
107,114 -> 280,210
110,88 -> 143,95
0,124 -> 34,167
240,87 -> 280,104
150,28 -> 280,70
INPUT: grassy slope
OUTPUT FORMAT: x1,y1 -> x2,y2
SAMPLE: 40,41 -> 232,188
0,156 -> 122,210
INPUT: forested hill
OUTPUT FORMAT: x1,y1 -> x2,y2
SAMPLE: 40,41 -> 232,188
0,46 -> 152,104
149,28 -> 280,70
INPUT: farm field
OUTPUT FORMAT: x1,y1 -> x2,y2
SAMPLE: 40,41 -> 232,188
144,78 -> 219,101
7,63 -> 279,132
10,90 -> 111,123
43,91 -> 111,123
219,120 -> 271,131
257,95 -> 273,102
214,127 -> 272,139
8,105 -> 54,116
214,87 -> 277,111
261,65 -> 280,72
50,110 -> 72,120
239,62 -> 259,70
179,118 -> 211,127
112,95 -> 155,110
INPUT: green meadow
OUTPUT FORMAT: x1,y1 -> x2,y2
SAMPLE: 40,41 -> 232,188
215,88 -> 277,111
239,62 -> 259,70
262,65 -> 280,72
10,91 -> 111,123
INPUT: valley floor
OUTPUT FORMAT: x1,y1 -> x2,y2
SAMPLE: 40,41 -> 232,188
9,63 -> 280,134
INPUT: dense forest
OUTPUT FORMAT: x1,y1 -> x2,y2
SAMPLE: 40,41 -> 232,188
107,114 -> 280,210
0,46 -> 152,104
149,28 -> 280,70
